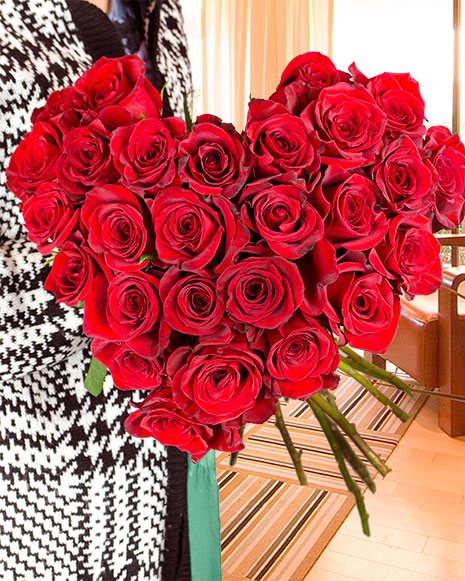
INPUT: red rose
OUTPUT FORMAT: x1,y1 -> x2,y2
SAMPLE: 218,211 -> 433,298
73,55 -> 162,118
314,165 -> 388,250
151,187 -> 249,273
31,86 -> 74,125
6,122 -> 62,200
327,262 -> 400,353
370,215 -> 442,297
178,114 -> 250,198
245,100 -> 321,181
278,52 -> 351,90
44,242 -> 97,306
217,256 -> 304,329
21,182 -> 79,255
169,339 -> 275,425
350,64 -> 425,138
159,268 -> 225,336
425,126 -> 465,230
111,116 -> 186,194
306,82 -> 387,168
374,136 -> 434,215
83,271 -> 169,358
240,183 -> 324,259
80,185 -> 153,272
266,313 -> 340,399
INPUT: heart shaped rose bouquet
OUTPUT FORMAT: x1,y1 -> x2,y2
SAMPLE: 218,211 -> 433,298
7,52 -> 465,532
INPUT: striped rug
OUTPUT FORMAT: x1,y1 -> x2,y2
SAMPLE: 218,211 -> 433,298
217,373 -> 426,581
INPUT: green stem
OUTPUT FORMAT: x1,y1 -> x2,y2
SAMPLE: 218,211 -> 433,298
308,399 -> 370,536
339,358 -> 410,423
380,384 -> 465,403
229,426 -> 245,466
309,393 -> 391,478
340,345 -> 412,396
274,401 -> 308,486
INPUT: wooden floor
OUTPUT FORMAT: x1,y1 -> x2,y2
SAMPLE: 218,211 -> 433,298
306,397 -> 465,581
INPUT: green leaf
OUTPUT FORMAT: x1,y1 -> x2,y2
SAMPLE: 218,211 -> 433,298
139,252 -> 157,264
44,248 -> 59,265
75,301 -> 84,309
140,112 -> 147,120
84,357 -> 107,397
160,80 -> 169,103
183,92 -> 194,132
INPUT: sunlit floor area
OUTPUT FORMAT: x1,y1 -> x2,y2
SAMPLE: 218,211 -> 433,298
307,396 -> 465,581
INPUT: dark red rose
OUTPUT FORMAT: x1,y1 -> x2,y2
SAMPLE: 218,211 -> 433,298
424,126 -> 465,230
80,185 -> 153,272
91,339 -> 165,390
245,100 -> 321,181
83,271 -> 169,358
240,183 -> 324,259
327,263 -> 400,353
178,114 -> 250,198
73,55 -> 162,118
278,51 -> 351,90
159,268 -> 225,336
44,242 -> 97,306
21,182 -> 79,255
374,136 -> 434,215
217,256 -> 304,329
314,164 -> 388,250
370,215 -> 442,297
151,187 -> 249,273
350,64 -> 425,139
6,122 -> 62,200
305,82 -> 387,168
169,339 -> 275,425
266,313 -> 340,399
111,116 -> 186,194
31,86 -> 74,124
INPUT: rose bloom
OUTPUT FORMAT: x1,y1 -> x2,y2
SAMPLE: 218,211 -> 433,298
21,182 -> 79,255
111,116 -> 186,194
278,51 -> 351,90
72,54 -> 162,118
370,215 -> 442,297
44,242 -> 97,306
374,136 -> 434,215
6,121 -> 62,200
266,313 -> 340,399
245,99 -> 321,181
240,183 -> 324,259
151,187 -> 249,273
314,165 -> 388,251
83,271 -> 169,358
178,114 -> 251,198
305,82 -> 387,168
80,184 -> 153,272
31,86 -> 74,125
159,268 -> 225,336
217,256 -> 304,329
425,125 -> 465,230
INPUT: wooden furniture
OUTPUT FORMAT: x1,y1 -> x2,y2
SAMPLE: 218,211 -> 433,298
368,234 -> 465,437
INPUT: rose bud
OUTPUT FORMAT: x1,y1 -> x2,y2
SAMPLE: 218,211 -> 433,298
217,256 -> 304,329
125,402 -> 213,462
80,184 -> 154,272
370,214 -> 442,297
350,64 -> 426,139
304,82 -> 387,168
73,54 -> 162,118
374,136 -> 434,215
266,313 -> 340,399
83,271 -> 169,358
245,99 -> 321,182
21,182 -> 79,255
424,126 -> 465,230
240,183 -> 324,259
178,114 -> 251,198
6,122 -> 62,201
151,187 -> 249,273
44,242 -> 97,306
314,165 -> 388,251
159,268 -> 225,336
111,116 -> 186,195
169,339 -> 273,425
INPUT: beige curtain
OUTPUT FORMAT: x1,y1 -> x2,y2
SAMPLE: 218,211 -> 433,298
201,0 -> 334,130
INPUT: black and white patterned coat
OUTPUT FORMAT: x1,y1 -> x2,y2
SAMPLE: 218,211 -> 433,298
0,1 -> 192,579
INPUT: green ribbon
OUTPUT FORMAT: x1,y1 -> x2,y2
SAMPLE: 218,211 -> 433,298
187,450 -> 222,581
